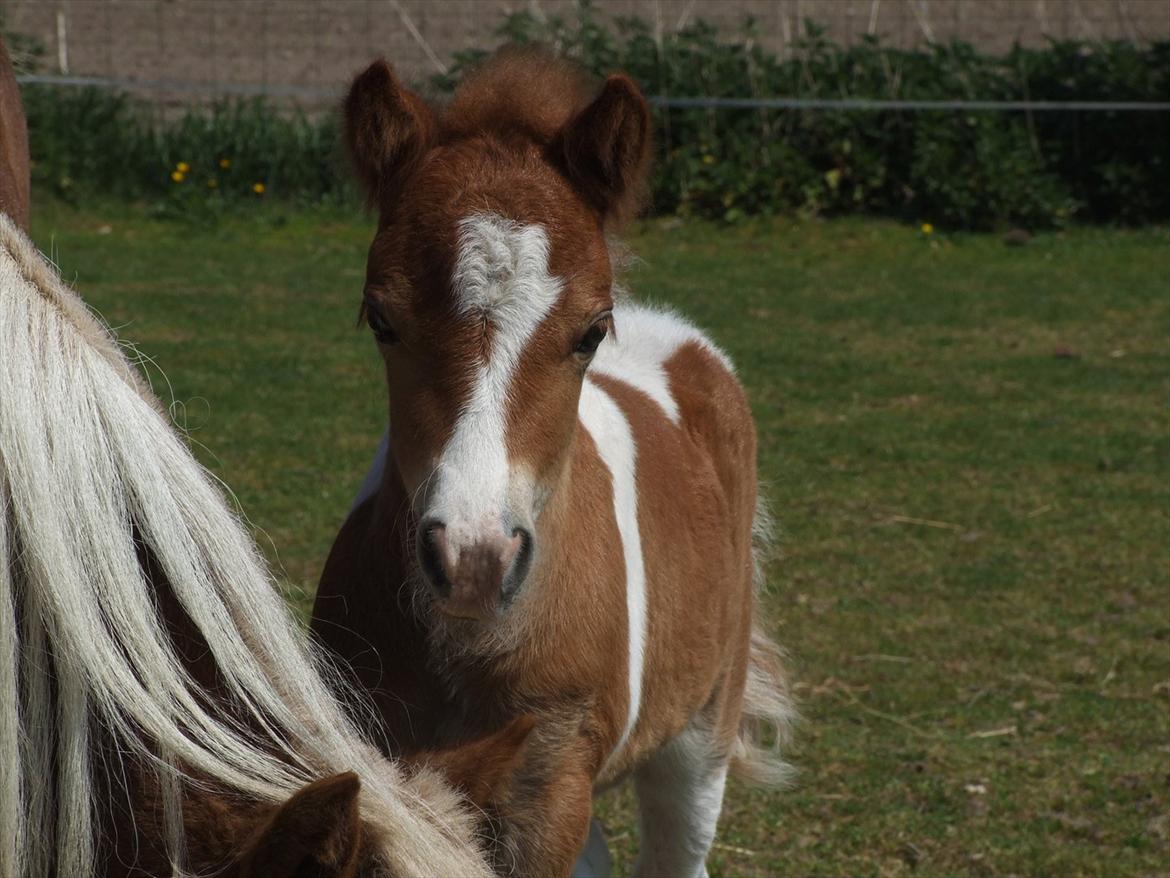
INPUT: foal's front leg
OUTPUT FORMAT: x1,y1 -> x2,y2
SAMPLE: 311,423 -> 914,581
495,742 -> 596,877
632,721 -> 730,878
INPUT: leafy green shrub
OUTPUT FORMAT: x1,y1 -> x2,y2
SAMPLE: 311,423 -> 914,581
1012,40 -> 1170,222
16,2 -> 1169,229
437,4 -> 1167,229
22,85 -> 153,202
21,85 -> 352,213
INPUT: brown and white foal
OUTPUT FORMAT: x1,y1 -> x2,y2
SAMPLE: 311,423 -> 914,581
313,50 -> 792,877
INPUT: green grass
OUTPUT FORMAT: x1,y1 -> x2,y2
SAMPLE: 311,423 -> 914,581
29,198 -> 1170,877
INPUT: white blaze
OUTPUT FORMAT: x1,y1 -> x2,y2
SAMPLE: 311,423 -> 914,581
423,214 -> 562,546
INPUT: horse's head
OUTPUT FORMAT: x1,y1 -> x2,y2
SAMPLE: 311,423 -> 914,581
344,50 -> 651,623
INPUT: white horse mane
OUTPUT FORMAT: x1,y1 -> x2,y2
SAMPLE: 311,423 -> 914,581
0,214 -> 489,877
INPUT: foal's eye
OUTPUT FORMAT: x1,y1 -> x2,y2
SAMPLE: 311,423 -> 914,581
574,313 -> 612,358
364,300 -> 398,345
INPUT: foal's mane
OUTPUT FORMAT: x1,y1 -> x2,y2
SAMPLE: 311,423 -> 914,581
441,47 -> 597,145
0,215 -> 488,877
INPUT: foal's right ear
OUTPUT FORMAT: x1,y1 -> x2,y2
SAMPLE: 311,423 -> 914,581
343,59 -> 435,206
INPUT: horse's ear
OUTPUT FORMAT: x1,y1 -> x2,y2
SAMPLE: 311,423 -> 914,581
420,714 -> 537,809
239,772 -> 364,878
558,73 -> 652,227
343,58 -> 435,207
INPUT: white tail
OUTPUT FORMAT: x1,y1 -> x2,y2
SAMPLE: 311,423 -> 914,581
731,495 -> 796,786
0,213 -> 490,877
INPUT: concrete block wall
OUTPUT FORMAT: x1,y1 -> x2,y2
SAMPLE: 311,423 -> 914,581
3,1 -> 1167,107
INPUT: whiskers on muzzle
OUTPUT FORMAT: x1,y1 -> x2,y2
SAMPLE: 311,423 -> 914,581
416,517 -> 535,621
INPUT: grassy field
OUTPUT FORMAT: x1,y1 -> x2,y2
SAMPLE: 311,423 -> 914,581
29,198 -> 1169,877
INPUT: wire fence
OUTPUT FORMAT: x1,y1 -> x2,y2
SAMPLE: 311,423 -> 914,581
15,72 -> 1170,114
8,1 -> 1166,232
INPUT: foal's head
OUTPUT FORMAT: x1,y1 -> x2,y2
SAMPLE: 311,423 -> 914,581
345,50 -> 651,623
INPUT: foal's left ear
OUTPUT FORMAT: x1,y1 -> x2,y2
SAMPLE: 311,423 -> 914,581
238,772 -> 364,878
557,73 -> 653,227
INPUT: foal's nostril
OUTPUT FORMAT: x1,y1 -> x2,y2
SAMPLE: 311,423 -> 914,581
502,526 -> 535,601
417,518 -> 451,595
419,518 -> 535,615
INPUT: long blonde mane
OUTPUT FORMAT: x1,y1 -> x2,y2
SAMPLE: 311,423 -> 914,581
0,213 -> 489,877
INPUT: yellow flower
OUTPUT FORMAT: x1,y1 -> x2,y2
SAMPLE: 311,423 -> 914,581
921,222 -> 934,235
701,154 -> 716,165
170,170 -> 185,183
207,178 -> 218,189
176,161 -> 190,173
218,158 -> 231,169
252,182 -> 266,195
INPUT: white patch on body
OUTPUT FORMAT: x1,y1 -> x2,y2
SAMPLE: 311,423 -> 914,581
590,303 -> 733,425
423,214 -> 563,547
632,718 -> 729,878
579,379 -> 647,763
